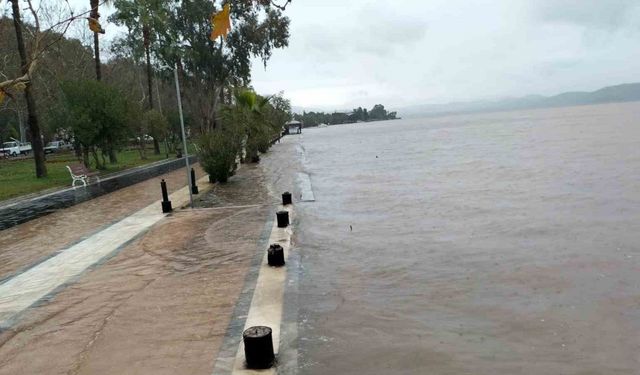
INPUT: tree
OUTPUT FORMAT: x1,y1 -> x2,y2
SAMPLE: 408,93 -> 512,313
142,108 -> 168,155
265,93 -> 291,134
7,0 -> 47,177
89,0 -> 109,80
0,109 -> 20,143
230,89 -> 272,162
369,104 -> 388,120
89,0 -> 117,161
163,0 -> 290,133
59,80 -> 130,169
1,1 -> 98,177
165,109 -> 190,153
110,0 -> 171,154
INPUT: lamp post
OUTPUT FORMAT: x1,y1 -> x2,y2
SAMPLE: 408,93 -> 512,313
160,62 -> 193,209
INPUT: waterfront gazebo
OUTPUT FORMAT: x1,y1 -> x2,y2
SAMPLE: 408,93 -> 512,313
285,120 -> 302,135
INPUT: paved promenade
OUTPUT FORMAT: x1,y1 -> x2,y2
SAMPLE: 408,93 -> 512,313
0,160 -> 280,374
0,165 -> 203,282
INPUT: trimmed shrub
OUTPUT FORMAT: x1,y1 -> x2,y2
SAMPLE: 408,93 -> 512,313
197,128 -> 242,183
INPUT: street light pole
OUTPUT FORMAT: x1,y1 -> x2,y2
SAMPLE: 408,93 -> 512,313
173,62 -> 194,209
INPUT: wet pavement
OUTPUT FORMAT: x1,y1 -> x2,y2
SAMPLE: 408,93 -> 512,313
0,165 -> 204,282
0,208 -> 268,375
0,162 -> 278,374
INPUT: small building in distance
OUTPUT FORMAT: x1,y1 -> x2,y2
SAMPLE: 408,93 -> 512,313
285,120 -> 302,135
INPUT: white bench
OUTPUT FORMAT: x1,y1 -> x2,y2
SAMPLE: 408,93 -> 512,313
66,164 -> 100,188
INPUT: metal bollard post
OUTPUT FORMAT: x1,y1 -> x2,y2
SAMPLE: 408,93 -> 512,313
276,210 -> 289,228
191,168 -> 199,194
160,179 -> 172,213
282,191 -> 292,205
243,326 -> 275,369
268,244 -> 285,267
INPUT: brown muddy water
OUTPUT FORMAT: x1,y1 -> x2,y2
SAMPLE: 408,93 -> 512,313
283,102 -> 640,374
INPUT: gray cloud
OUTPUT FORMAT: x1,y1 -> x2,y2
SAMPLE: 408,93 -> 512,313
355,17 -> 427,56
533,0 -> 640,29
249,0 -> 640,109
295,4 -> 427,58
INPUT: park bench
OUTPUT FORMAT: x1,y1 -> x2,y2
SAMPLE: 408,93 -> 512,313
66,164 -> 100,188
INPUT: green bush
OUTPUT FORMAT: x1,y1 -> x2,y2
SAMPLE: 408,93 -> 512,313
248,124 -> 272,161
199,89 -> 290,176
197,128 -> 241,183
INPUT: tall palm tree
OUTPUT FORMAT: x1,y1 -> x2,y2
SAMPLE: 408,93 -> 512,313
110,0 -> 169,154
90,0 -> 116,162
90,0 -> 109,80
234,89 -> 272,163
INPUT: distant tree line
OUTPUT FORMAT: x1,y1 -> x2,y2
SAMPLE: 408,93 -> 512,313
293,104 -> 398,127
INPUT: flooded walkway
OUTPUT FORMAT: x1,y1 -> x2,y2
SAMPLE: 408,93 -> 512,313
0,161 -> 278,374
0,165 -> 204,282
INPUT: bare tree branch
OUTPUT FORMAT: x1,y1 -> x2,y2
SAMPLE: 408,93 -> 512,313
0,0 -> 107,92
270,0 -> 292,11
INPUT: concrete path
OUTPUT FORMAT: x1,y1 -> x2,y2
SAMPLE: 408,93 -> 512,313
0,174 -> 210,328
0,165 -> 204,282
0,162 -> 276,375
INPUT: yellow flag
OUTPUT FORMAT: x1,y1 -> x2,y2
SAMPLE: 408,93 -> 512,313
88,17 -> 105,34
210,3 -> 231,41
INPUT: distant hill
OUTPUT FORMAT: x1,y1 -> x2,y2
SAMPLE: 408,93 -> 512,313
400,83 -> 640,118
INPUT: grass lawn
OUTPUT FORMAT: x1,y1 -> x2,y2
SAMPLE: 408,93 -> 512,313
0,144 -> 184,202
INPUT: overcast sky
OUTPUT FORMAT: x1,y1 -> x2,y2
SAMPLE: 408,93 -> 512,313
56,0 -> 640,110
248,0 -> 640,110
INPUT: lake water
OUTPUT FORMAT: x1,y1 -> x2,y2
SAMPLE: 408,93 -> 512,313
280,102 -> 640,374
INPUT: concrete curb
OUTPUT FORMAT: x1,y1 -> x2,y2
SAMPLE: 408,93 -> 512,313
211,204 -> 295,375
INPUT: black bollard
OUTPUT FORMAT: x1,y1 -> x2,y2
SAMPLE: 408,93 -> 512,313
243,326 -> 275,369
282,191 -> 292,205
191,168 -> 199,194
268,244 -> 285,267
276,210 -> 289,228
160,179 -> 172,213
